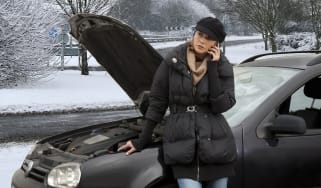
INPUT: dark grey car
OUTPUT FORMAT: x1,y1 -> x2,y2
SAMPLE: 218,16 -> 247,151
12,14 -> 321,188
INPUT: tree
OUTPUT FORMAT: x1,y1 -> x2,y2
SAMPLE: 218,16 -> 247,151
196,0 -> 227,18
226,0 -> 283,52
54,0 -> 116,75
160,0 -> 214,29
108,0 -> 151,30
0,0 -> 60,88
109,0 -> 214,31
277,0 -> 307,34
308,0 -> 321,49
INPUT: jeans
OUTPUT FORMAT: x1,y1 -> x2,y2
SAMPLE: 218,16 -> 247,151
177,177 -> 228,188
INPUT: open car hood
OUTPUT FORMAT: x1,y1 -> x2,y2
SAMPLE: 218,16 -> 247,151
69,14 -> 163,107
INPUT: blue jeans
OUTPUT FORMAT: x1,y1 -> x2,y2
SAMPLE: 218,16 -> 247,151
177,177 -> 228,188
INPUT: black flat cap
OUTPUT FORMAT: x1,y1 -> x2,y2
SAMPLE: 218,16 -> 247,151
195,17 -> 226,43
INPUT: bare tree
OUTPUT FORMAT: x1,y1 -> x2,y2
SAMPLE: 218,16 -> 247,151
54,0 -> 116,75
226,0 -> 283,52
0,0 -> 60,88
308,0 -> 321,49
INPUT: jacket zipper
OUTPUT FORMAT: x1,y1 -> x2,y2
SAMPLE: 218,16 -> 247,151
197,132 -> 200,181
191,81 -> 200,181
192,85 -> 196,96
188,66 -> 200,181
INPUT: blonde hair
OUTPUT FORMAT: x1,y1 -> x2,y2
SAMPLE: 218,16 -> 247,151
188,39 -> 194,51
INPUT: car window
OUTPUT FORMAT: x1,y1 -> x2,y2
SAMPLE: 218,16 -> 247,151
290,87 -> 321,112
288,76 -> 321,129
224,67 -> 299,127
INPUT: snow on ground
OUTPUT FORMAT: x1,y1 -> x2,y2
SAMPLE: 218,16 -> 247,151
0,41 -> 265,115
0,70 -> 133,115
277,32 -> 317,51
225,41 -> 266,64
0,142 -> 34,187
225,34 -> 262,41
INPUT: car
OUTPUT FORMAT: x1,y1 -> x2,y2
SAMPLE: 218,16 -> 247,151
12,14 -> 321,188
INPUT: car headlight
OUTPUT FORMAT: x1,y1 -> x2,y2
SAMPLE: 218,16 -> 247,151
47,162 -> 81,188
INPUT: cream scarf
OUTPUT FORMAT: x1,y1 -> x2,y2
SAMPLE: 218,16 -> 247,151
187,46 -> 209,85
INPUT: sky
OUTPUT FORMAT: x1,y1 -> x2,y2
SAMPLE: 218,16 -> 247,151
0,39 -> 267,188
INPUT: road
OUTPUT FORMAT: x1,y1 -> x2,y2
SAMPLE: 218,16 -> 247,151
0,109 -> 140,143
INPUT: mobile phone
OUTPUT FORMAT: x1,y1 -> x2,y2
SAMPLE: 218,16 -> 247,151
208,44 -> 216,58
208,50 -> 213,59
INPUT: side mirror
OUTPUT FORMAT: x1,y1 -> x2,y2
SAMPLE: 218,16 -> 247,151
268,115 -> 306,135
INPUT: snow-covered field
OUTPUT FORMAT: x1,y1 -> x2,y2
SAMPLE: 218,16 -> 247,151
0,70 -> 133,115
0,41 -> 267,188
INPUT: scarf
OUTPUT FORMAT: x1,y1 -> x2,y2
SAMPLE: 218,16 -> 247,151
187,46 -> 209,85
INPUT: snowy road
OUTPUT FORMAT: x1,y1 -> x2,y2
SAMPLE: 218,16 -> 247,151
0,109 -> 140,143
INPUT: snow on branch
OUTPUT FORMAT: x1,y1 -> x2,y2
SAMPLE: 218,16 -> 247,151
54,0 -> 117,16
0,0 -> 61,88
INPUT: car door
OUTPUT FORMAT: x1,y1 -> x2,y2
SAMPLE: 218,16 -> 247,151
243,76 -> 321,188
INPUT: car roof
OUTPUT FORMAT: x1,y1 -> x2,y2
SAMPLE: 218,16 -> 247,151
238,51 -> 321,70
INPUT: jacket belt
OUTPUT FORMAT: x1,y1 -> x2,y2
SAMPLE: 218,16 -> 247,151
170,104 -> 211,113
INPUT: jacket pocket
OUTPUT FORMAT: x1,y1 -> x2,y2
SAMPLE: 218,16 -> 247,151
198,135 -> 237,164
163,139 -> 195,165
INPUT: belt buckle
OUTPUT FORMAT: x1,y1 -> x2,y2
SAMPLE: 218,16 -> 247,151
186,105 -> 197,112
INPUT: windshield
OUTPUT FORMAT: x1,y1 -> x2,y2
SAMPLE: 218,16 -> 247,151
224,66 -> 299,127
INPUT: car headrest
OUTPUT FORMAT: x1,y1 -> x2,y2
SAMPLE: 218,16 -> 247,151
304,77 -> 321,99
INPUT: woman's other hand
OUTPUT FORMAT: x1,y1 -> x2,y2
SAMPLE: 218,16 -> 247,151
117,140 -> 137,155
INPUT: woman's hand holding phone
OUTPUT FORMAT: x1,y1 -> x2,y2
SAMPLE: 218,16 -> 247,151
208,43 -> 220,62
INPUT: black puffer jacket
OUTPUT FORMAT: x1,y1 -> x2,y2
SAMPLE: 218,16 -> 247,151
142,42 -> 237,181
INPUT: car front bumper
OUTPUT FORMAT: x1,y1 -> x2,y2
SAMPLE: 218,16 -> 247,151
11,169 -> 45,188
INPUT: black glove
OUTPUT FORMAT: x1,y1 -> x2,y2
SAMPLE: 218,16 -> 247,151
131,119 -> 157,151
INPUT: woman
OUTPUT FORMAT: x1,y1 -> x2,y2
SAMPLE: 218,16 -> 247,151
118,17 -> 237,188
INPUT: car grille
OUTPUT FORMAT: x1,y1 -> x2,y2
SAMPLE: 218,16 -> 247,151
21,159 -> 50,182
